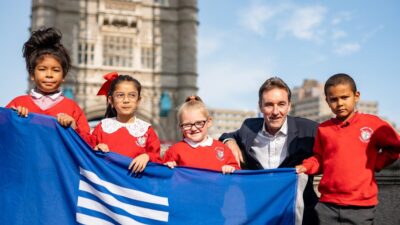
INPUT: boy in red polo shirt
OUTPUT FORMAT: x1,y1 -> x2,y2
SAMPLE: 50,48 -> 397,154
296,73 -> 400,225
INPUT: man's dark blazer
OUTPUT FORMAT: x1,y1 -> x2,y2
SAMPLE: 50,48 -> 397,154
219,115 -> 319,225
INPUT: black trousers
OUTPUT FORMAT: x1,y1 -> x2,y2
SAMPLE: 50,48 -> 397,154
315,202 -> 376,225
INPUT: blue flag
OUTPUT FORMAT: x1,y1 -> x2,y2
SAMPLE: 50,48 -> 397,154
0,108 -> 303,225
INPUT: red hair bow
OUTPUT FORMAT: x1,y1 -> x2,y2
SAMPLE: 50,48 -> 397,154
97,72 -> 119,96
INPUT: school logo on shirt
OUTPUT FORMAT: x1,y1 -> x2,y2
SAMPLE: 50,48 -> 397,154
215,147 -> 225,161
359,127 -> 373,143
136,135 -> 147,147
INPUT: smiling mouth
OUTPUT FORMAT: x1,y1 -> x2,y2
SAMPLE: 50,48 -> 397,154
188,130 -> 200,135
270,117 -> 281,121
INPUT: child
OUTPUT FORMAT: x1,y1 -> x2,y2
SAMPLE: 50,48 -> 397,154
296,73 -> 400,225
163,96 -> 240,174
6,27 -> 91,141
91,72 -> 161,173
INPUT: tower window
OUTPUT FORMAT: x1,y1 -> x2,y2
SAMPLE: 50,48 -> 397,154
77,42 -> 95,65
141,47 -> 153,69
103,35 -> 134,67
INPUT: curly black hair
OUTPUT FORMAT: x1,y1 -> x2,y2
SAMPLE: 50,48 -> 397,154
23,27 -> 71,77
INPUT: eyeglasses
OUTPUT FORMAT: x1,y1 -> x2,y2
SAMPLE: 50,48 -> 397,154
179,120 -> 207,131
113,92 -> 138,102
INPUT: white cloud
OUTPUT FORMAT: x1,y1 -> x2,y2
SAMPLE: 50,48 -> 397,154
361,25 -> 384,43
239,3 -> 290,36
279,6 -> 327,42
332,29 -> 347,40
331,11 -> 352,25
240,3 -> 328,43
333,42 -> 361,55
198,58 -> 276,110
198,35 -> 223,59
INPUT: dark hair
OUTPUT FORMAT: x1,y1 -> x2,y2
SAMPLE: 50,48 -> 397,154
258,77 -> 291,106
105,75 -> 142,118
324,73 -> 357,96
177,95 -> 209,123
23,27 -> 71,77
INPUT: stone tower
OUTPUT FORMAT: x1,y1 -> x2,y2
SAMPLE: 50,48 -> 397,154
30,0 -> 198,141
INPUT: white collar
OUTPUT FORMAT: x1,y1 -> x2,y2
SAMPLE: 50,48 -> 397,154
183,136 -> 213,148
101,117 -> 151,137
262,117 -> 288,136
30,88 -> 62,100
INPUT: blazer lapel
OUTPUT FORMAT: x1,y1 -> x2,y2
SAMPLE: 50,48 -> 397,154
244,119 -> 264,169
286,116 -> 299,156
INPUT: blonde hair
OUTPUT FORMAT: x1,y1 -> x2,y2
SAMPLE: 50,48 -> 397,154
177,95 -> 209,123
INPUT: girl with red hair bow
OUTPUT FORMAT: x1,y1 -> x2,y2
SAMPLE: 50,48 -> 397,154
91,72 -> 162,173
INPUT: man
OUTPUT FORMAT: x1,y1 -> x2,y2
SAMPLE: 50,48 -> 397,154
220,77 -> 318,225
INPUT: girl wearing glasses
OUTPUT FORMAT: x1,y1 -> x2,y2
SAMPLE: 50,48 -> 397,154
91,72 -> 161,173
163,96 -> 239,174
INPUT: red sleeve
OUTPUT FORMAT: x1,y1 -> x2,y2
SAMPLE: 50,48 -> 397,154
72,104 -> 91,144
222,144 -> 240,170
302,128 -> 323,175
6,99 -> 16,108
89,123 -> 103,148
375,151 -> 400,171
373,121 -> 400,153
144,127 -> 161,163
6,96 -> 25,108
162,144 -> 179,163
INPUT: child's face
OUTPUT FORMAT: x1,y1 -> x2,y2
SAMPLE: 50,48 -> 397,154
31,55 -> 64,94
179,109 -> 211,143
108,81 -> 141,121
325,83 -> 360,122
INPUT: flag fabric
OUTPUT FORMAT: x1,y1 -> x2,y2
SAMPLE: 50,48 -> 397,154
0,108 -> 304,225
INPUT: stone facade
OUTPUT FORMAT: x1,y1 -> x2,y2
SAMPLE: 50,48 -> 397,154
208,108 -> 257,139
30,0 -> 198,141
375,161 -> 400,225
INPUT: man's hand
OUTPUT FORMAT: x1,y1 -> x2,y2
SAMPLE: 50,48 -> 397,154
295,165 -> 307,174
225,139 -> 244,164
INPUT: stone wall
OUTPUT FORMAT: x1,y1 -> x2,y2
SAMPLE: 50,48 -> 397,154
375,161 -> 400,225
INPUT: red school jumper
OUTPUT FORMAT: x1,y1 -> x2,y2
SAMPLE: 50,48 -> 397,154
302,112 -> 400,206
91,117 -> 161,163
6,95 -> 91,142
163,138 -> 240,172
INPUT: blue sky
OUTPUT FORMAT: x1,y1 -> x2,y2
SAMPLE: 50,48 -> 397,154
198,0 -> 400,127
1,0 -> 399,127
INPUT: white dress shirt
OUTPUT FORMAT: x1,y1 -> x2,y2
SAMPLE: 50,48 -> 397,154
251,118 -> 288,169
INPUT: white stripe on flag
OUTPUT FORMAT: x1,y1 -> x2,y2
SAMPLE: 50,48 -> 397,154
79,180 -> 169,222
76,213 -> 115,225
77,197 -> 146,225
79,168 -> 168,206
295,173 -> 308,225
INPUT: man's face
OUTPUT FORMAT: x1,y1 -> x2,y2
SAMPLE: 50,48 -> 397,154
259,88 -> 291,135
